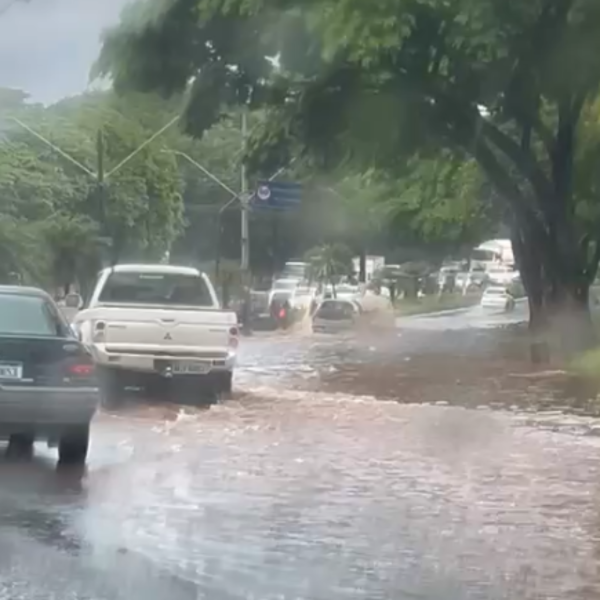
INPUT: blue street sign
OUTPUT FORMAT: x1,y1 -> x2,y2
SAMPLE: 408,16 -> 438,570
251,180 -> 302,210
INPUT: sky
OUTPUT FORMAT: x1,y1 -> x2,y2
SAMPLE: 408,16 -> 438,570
0,0 -> 131,104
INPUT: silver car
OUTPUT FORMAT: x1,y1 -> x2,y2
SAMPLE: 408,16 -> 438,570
312,299 -> 362,333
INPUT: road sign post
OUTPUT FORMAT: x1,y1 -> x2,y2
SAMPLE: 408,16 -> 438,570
251,181 -> 303,211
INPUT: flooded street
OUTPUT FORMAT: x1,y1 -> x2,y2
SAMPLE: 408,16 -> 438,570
3,302 -> 600,599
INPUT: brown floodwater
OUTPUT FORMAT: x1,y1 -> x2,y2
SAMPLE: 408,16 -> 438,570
2,306 -> 600,599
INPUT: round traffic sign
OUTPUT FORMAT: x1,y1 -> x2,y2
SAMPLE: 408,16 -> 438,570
257,185 -> 271,201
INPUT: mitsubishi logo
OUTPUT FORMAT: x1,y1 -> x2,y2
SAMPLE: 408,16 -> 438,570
164,332 -> 172,340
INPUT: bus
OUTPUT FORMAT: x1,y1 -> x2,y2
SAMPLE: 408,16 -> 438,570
471,239 -> 514,271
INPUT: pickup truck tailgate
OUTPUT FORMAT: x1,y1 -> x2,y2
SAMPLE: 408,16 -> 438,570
83,307 -> 237,355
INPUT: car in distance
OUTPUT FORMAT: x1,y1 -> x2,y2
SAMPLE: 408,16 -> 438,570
0,286 -> 99,464
312,298 -> 363,333
480,285 -> 516,312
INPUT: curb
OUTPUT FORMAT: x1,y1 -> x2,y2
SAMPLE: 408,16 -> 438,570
396,297 -> 528,320
396,305 -> 476,320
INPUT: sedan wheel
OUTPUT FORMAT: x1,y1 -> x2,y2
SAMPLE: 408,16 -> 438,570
6,433 -> 34,459
58,424 -> 90,465
97,367 -> 125,409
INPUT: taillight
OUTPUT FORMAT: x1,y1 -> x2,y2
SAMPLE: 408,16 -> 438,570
278,308 -> 286,319
67,363 -> 95,376
228,326 -> 239,349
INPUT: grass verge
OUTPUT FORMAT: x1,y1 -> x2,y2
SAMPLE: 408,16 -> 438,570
394,293 -> 481,316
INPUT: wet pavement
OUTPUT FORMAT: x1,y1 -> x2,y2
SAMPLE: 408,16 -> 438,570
4,302 -> 600,599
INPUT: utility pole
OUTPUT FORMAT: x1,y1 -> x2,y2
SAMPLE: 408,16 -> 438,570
95,130 -> 108,254
160,149 -> 241,280
163,138 -> 294,279
8,115 -> 180,265
240,109 -> 250,275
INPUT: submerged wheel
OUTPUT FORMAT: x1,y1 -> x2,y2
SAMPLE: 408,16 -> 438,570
58,424 -> 90,465
211,371 -> 233,400
97,367 -> 125,409
7,433 -> 34,459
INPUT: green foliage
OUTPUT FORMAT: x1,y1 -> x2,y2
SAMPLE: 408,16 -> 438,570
40,213 -> 107,294
94,0 -> 502,262
0,89 -> 184,290
95,0 -> 600,317
0,85 -> 391,292
304,242 -> 354,291
376,152 -> 497,247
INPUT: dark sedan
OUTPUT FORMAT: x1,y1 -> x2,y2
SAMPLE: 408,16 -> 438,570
0,286 -> 99,464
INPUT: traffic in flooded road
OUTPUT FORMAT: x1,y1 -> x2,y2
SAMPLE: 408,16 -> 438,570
2,304 -> 600,600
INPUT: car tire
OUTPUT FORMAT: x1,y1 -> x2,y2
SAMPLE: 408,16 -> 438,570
98,367 -> 125,409
6,433 -> 34,459
213,371 -> 233,399
58,424 -> 90,465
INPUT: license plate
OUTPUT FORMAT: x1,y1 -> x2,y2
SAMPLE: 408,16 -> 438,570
172,361 -> 210,375
0,363 -> 23,380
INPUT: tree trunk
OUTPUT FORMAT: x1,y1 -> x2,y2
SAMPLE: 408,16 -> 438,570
358,249 -> 367,283
513,221 -> 596,361
512,225 -> 550,363
546,280 -> 595,356
526,281 -> 594,360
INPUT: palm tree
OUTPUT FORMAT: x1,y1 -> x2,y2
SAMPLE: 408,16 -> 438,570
304,243 -> 354,298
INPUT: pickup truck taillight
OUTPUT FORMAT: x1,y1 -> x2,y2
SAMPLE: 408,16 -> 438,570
228,326 -> 239,349
93,320 -> 106,342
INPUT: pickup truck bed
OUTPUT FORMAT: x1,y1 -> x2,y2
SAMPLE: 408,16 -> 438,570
72,264 -> 239,405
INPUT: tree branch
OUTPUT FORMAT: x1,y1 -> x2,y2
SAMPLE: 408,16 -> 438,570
477,117 -> 554,203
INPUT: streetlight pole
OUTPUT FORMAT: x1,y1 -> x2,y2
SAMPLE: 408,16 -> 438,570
160,148 -> 241,279
7,115 -> 180,264
164,148 -> 295,278
96,129 -> 106,233
240,109 -> 250,276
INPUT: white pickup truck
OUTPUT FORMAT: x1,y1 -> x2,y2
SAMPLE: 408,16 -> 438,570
72,264 -> 238,405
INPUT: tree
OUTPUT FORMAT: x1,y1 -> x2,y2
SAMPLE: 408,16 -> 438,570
0,90 -> 185,289
45,93 -> 185,263
304,242 -> 353,296
95,0 -> 600,356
